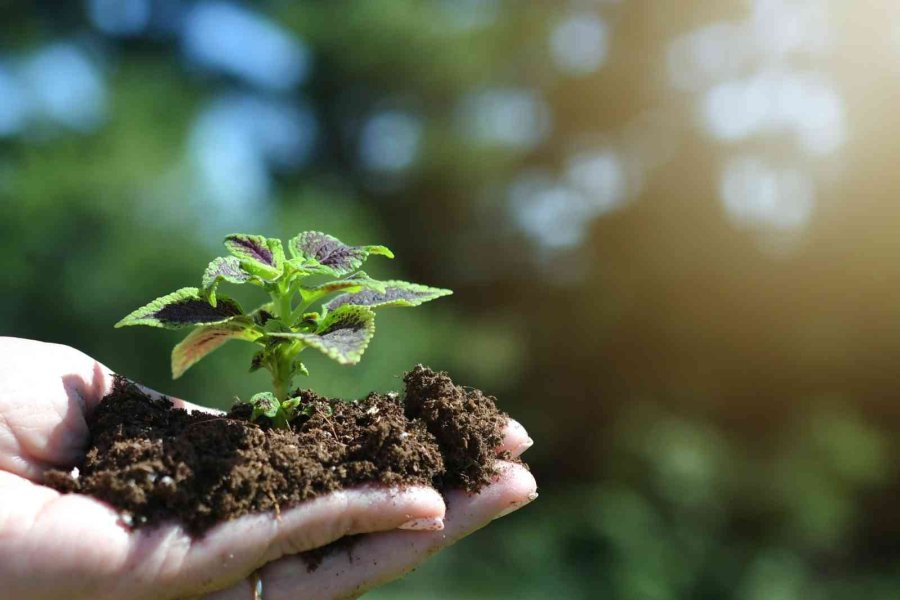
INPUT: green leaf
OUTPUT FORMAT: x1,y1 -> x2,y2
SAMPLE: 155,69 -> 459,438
291,361 -> 310,377
324,281 -> 452,312
282,397 -> 302,411
116,288 -> 243,330
288,231 -> 394,277
268,305 -> 375,365
263,318 -> 290,334
303,272 -> 387,304
223,234 -> 284,280
284,257 -> 320,275
249,392 -> 280,420
201,256 -> 251,307
171,322 -> 260,379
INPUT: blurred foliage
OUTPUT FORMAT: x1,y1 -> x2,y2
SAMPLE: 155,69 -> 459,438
3,1 -> 900,598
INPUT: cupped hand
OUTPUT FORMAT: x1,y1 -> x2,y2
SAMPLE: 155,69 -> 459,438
0,337 -> 536,600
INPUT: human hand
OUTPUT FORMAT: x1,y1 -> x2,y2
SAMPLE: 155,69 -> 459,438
0,337 -> 537,600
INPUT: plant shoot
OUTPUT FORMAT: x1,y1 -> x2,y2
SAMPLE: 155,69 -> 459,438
117,232 -> 451,427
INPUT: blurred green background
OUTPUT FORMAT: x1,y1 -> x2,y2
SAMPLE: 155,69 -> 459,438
4,1 -> 900,598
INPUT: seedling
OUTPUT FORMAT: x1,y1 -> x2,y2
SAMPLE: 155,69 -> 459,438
117,232 -> 451,428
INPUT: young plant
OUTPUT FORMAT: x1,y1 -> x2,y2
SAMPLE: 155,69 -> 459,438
116,232 -> 451,428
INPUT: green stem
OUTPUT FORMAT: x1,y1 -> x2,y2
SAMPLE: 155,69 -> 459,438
290,286 -> 314,323
270,350 -> 292,401
277,293 -> 292,322
268,340 -> 304,401
272,370 -> 288,401
267,280 -> 305,404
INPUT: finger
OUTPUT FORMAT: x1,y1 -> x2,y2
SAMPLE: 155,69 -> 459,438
0,472 -> 134,600
497,418 -> 533,458
0,339 -> 114,479
0,338 -> 223,481
146,485 -> 446,599
0,476 -> 445,600
255,461 -> 537,600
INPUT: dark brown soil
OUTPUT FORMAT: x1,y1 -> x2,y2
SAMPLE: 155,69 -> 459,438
45,365 -> 512,537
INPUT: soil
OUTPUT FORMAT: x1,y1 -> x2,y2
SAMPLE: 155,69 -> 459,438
45,365 -> 513,538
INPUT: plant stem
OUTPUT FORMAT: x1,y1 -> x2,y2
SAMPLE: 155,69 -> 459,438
289,285 -> 313,323
267,281 -> 306,405
271,284 -> 293,322
269,340 -> 304,401
278,294 -> 292,323
272,370 -> 288,401
270,349 -> 292,401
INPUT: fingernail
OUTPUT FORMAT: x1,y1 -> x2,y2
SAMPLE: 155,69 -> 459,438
493,492 -> 539,520
399,517 -> 445,531
512,437 -> 534,455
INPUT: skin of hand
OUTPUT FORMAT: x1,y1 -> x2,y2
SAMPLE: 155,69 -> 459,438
0,337 -> 537,600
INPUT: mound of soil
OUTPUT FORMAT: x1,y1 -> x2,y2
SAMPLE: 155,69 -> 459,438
45,365 -> 512,537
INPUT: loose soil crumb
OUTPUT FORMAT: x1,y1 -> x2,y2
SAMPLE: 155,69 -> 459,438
300,534 -> 362,572
45,365 -> 512,538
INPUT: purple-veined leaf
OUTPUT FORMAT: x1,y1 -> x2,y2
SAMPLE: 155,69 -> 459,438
171,322 -> 260,379
288,231 -> 393,277
324,280 -> 452,312
224,234 -> 284,279
201,256 -> 252,307
268,305 -> 375,365
115,287 -> 243,330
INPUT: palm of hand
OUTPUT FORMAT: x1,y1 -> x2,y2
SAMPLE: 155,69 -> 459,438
0,338 -> 536,600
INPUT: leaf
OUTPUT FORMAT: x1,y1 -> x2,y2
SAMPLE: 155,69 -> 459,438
324,281 -> 452,312
250,304 -> 276,327
171,323 -> 260,379
201,256 -> 251,307
288,231 -> 394,277
268,305 -> 375,365
282,397 -> 302,411
306,272 -> 387,299
116,288 -> 243,330
249,392 -> 280,420
224,234 -> 284,279
249,350 -> 265,372
263,318 -> 290,334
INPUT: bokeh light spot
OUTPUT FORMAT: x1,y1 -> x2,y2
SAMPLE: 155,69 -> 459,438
358,110 -> 423,173
459,87 -> 551,150
183,2 -> 310,91
87,0 -> 151,37
549,13 -> 610,76
21,44 -> 107,132
188,94 -> 317,223
720,155 -> 815,232
0,66 -> 28,137
564,149 -> 628,214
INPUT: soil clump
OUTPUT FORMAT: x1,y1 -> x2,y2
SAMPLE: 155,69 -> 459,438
45,365 -> 511,537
